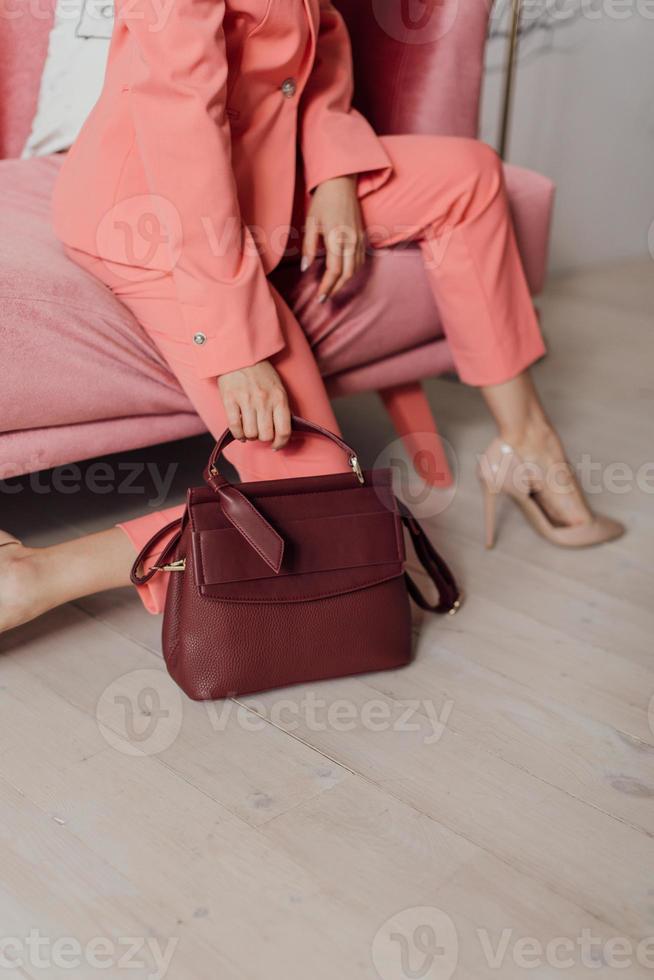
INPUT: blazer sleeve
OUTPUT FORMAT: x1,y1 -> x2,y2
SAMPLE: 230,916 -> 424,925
120,0 -> 285,379
299,0 -> 392,193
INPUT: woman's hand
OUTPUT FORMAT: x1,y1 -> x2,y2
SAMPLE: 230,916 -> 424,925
218,360 -> 292,450
302,175 -> 366,302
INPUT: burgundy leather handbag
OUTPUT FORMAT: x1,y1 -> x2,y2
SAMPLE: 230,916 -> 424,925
131,417 -> 460,700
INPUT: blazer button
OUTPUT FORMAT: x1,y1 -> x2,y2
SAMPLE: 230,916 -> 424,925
193,332 -> 207,345
281,77 -> 297,98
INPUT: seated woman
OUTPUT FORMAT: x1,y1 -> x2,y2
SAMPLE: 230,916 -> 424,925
0,0 -> 622,632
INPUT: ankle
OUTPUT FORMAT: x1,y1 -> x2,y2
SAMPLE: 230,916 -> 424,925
501,419 -> 561,461
2,541 -> 34,567
0,544 -> 47,633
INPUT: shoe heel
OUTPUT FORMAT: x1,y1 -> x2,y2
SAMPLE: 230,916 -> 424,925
481,481 -> 498,550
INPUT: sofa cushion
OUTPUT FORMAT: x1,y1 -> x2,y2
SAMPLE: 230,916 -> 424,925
271,244 -> 447,379
0,155 -> 205,477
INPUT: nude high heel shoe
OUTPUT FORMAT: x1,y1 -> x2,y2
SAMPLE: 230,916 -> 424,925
477,439 -> 625,549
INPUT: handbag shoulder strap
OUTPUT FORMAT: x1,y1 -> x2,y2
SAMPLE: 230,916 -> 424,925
399,503 -> 462,615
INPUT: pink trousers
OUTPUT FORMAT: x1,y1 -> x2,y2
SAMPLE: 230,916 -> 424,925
65,135 -> 545,613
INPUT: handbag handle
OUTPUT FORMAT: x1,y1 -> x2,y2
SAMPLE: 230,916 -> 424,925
199,416 -> 364,575
131,415 -> 360,580
203,415 -> 365,489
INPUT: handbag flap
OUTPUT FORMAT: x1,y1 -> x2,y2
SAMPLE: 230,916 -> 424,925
187,469 -> 405,602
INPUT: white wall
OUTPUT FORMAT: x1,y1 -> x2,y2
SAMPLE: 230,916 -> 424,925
479,0 -> 654,272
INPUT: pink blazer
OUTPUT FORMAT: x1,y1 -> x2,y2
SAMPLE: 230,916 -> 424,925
52,0 -> 392,378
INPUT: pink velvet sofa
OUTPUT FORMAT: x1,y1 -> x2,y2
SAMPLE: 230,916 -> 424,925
0,0 -> 554,484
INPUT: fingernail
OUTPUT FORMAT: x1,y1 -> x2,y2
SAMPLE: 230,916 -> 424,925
300,256 -> 311,272
318,293 -> 327,304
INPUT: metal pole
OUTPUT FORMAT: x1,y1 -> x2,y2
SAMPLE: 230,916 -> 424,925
498,0 -> 523,160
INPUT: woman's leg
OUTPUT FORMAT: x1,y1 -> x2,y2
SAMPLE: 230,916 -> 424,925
0,528 -> 137,633
480,373 -> 593,525
1,262 -> 349,632
356,135 -> 591,525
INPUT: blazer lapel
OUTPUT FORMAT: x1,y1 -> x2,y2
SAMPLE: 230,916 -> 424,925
302,0 -> 319,52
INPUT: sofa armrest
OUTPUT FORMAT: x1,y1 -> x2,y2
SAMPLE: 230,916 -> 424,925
335,0 -> 490,139
0,0 -> 54,159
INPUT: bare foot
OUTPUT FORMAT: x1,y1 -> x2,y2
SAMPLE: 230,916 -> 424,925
0,525 -> 140,636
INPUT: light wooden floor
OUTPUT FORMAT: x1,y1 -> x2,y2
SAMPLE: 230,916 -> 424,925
1,259 -> 653,979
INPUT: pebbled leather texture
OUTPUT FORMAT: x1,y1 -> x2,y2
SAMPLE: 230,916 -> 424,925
163,573 -> 412,700
132,418 -> 460,701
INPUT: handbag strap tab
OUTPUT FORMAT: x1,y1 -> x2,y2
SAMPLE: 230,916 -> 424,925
130,517 -> 184,586
216,483 -> 284,573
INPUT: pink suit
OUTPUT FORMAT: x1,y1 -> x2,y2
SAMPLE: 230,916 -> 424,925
52,0 -> 545,613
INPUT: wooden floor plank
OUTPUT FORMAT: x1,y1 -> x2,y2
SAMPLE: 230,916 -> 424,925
1,259 -> 651,977
241,676 -> 654,939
